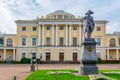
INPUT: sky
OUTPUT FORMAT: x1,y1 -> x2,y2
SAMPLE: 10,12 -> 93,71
0,0 -> 120,34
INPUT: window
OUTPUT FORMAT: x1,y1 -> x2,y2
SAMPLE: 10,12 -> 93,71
22,52 -> 26,58
46,37 -> 50,45
60,26 -> 64,30
46,53 -> 50,62
73,38 -> 77,46
32,53 -> 36,59
22,26 -> 26,31
96,52 -> 101,58
73,26 -> 77,30
58,15 -> 62,19
96,38 -> 101,46
0,55 -> 2,61
32,27 -> 36,31
110,38 -> 116,47
59,53 -> 64,62
60,38 -> 64,45
46,26 -> 50,30
22,37 -> 26,46
64,15 -> 68,19
96,27 -> 101,31
0,38 -> 4,46
7,38 -> 13,46
32,37 -> 36,46
73,53 -> 77,62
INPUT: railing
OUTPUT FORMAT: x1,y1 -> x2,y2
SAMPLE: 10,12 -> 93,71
6,44 -> 13,47
38,44 -> 81,47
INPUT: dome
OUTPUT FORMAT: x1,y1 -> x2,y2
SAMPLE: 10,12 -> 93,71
45,10 -> 75,19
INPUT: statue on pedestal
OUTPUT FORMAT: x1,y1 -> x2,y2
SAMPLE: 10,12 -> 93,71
80,10 -> 98,75
82,10 -> 95,38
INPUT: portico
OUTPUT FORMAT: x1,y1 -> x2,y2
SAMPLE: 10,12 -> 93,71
106,48 -> 120,60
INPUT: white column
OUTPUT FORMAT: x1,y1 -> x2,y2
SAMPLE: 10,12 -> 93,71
116,49 -> 119,60
38,25 -> 41,46
81,25 -> 83,42
4,49 -> 6,61
13,49 -> 15,61
79,25 -> 81,46
69,25 -> 72,46
42,25 -> 44,46
52,25 -> 54,46
66,25 -> 68,46
56,25 -> 58,46
107,49 -> 109,60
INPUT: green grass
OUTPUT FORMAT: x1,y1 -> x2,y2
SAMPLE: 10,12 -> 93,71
25,70 -> 89,80
26,70 -> 120,80
100,70 -> 120,80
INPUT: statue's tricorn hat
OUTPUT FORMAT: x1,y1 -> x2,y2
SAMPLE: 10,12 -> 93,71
85,10 -> 94,15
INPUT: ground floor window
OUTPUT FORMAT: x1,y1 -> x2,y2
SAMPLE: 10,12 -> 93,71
73,53 -> 77,62
22,52 -> 26,58
0,55 -> 2,61
32,53 -> 36,59
46,52 -> 50,62
59,53 -> 64,62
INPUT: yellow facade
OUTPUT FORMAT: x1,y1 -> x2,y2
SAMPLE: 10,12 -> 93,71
0,10 -> 119,62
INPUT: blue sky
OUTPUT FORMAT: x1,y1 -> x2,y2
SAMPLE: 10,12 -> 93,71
0,0 -> 120,34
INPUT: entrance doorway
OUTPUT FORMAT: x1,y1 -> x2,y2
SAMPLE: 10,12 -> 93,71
59,53 -> 64,63
46,52 -> 50,62
73,53 -> 77,62
32,53 -> 36,59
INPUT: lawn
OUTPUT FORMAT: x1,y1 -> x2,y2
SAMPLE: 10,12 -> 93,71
25,70 -> 89,80
100,70 -> 120,80
26,70 -> 120,80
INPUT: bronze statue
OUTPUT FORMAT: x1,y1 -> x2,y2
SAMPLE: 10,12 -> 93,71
81,10 -> 95,38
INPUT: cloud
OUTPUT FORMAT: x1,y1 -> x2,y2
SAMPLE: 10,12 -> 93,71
106,22 -> 120,34
0,0 -> 120,34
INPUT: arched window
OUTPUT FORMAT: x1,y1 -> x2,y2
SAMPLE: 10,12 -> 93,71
96,52 -> 101,58
110,38 -> 116,47
7,38 -> 13,46
22,52 -> 26,58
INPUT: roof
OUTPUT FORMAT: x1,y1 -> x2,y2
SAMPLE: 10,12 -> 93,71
46,10 -> 75,19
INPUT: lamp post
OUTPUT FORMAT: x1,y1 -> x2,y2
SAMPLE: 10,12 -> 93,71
30,52 -> 36,72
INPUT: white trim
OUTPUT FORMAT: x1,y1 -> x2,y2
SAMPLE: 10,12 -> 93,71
13,49 -> 15,61
79,25 -> 81,46
4,49 -> 6,60
38,25 -> 40,45
73,50 -> 78,53
42,25 -> 44,46
59,49 -> 64,53
116,49 -> 119,60
66,25 -> 68,46
32,50 -> 37,53
69,25 -> 72,46
52,25 -> 54,45
56,25 -> 58,46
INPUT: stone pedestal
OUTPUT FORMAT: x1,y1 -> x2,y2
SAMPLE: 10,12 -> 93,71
80,38 -> 98,75
30,64 -> 35,72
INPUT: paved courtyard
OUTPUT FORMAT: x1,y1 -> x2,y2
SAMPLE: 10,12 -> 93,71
0,64 -> 120,80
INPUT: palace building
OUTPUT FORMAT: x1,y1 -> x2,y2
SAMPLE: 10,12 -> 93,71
0,10 -> 120,63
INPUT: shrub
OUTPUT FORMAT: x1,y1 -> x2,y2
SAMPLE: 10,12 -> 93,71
20,58 -> 30,64
97,57 -> 102,63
